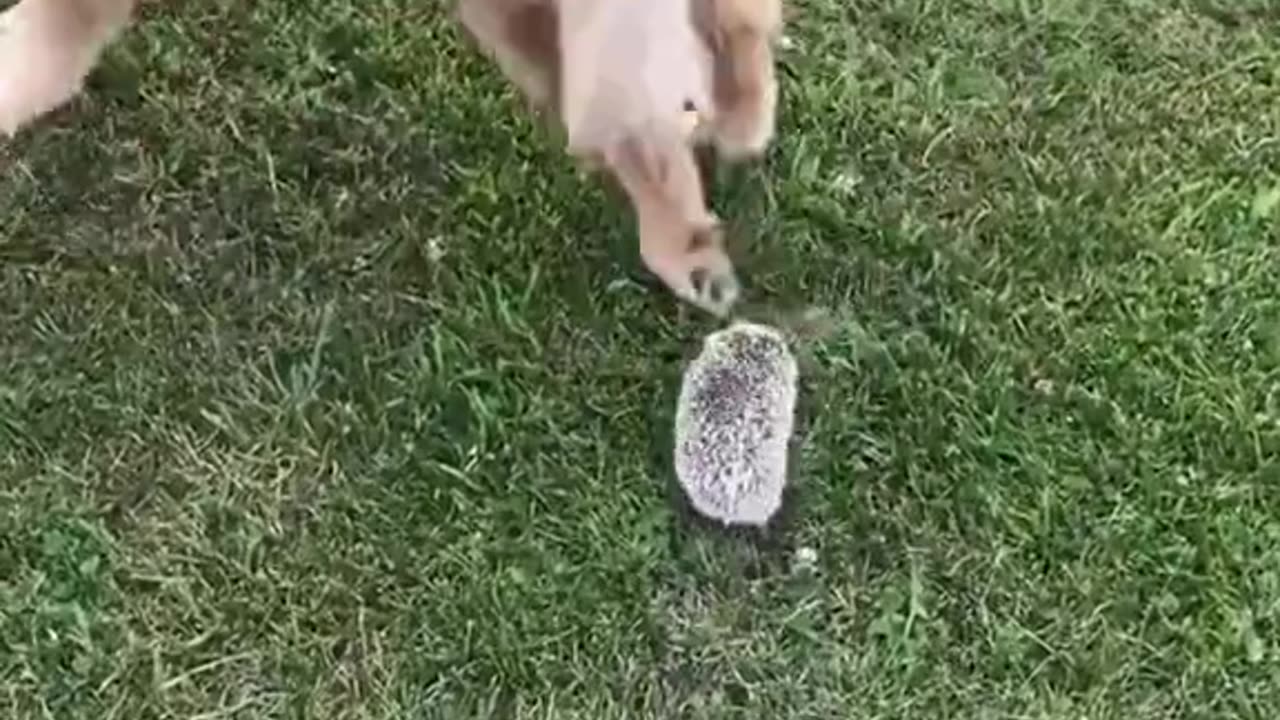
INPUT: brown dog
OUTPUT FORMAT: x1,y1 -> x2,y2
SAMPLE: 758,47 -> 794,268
459,0 -> 782,315
0,0 -> 782,315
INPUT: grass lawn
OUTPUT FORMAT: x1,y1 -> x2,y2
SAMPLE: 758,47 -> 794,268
3,0 -> 1280,716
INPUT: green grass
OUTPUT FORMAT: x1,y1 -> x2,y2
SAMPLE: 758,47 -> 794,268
3,0 -> 1280,716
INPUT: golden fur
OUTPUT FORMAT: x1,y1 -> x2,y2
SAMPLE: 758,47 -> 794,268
0,0 -> 783,315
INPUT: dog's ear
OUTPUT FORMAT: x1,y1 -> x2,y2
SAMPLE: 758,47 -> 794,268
456,0 -> 560,114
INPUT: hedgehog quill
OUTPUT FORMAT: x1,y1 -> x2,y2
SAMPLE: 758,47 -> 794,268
674,321 -> 798,526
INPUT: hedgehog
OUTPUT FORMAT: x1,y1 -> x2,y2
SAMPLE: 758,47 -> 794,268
674,320 -> 799,527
